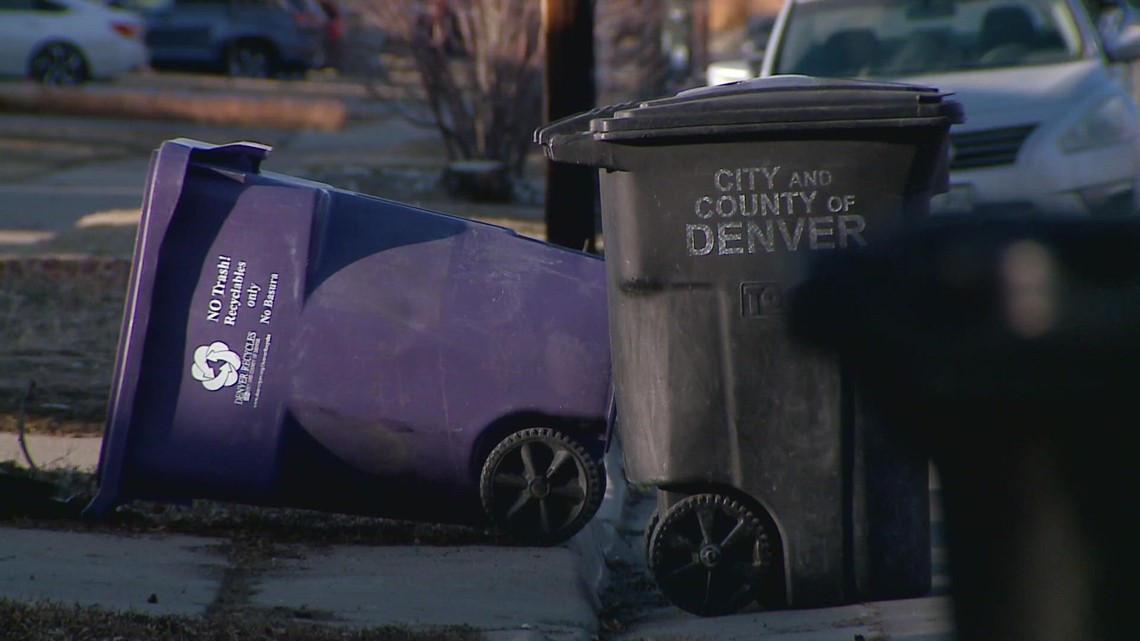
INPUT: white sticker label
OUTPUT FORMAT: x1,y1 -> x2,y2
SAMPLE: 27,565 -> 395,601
191,341 -> 241,391
196,253 -> 280,407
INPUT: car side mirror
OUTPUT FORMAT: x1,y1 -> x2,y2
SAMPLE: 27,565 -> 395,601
1101,7 -> 1140,61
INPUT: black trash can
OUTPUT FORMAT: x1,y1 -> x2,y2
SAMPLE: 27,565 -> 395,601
790,216 -> 1140,641
537,76 -> 963,615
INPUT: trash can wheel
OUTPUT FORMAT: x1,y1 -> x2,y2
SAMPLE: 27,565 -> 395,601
648,493 -> 775,617
479,427 -> 605,546
644,509 -> 660,567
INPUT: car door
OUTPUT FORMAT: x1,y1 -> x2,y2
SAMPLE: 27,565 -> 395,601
145,0 -> 229,64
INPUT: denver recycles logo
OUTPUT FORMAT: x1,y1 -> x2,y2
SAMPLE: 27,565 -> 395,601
191,341 -> 241,391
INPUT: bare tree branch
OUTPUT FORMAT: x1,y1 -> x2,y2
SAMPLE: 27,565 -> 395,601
354,0 -> 543,174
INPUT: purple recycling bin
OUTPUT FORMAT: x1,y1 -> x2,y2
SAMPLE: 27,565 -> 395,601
85,138 -> 613,545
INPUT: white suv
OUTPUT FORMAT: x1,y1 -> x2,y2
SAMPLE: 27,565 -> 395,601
753,0 -> 1140,216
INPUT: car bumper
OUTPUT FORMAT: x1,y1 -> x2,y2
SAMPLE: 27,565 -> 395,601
936,139 -> 1140,217
85,38 -> 149,79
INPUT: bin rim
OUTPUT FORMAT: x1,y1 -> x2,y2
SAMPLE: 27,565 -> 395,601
592,75 -> 964,141
84,138 -> 276,518
536,75 -> 963,168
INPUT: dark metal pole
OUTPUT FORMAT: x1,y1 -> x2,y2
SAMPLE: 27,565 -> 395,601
690,0 -> 709,87
543,0 -> 597,253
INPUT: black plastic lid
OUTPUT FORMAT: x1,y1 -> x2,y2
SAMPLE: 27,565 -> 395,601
593,75 -> 963,141
536,75 -> 964,168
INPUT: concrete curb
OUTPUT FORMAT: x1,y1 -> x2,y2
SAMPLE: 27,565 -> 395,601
566,437 -> 633,616
0,434 -> 103,473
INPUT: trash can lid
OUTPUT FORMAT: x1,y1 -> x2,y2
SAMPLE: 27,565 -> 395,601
536,75 -> 964,168
590,75 -> 963,142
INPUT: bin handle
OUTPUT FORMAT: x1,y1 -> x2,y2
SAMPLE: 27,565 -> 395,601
534,101 -> 641,169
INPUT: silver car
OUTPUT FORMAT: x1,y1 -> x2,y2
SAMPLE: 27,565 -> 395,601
757,0 -> 1140,216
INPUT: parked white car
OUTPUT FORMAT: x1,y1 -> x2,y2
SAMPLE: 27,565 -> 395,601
0,0 -> 148,84
745,0 -> 1140,216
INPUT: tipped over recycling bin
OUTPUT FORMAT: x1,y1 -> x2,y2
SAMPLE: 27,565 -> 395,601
85,138 -> 614,546
538,76 -> 963,614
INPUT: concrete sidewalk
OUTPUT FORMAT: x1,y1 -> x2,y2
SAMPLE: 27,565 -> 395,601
1,431 -> 957,640
0,434 -> 102,472
0,527 -> 599,640
0,433 -> 631,641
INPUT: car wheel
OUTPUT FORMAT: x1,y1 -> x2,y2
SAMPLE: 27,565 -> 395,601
227,41 -> 277,78
29,43 -> 89,85
648,493 -> 776,617
479,427 -> 604,546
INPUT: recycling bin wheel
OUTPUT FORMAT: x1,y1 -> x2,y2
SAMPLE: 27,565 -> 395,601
648,493 -> 776,617
479,427 -> 605,546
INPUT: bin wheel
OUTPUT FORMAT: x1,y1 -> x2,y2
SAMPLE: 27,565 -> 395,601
479,428 -> 604,546
648,493 -> 774,617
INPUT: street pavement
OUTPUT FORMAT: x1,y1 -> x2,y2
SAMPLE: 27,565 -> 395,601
0,79 -> 957,639
0,111 -> 454,239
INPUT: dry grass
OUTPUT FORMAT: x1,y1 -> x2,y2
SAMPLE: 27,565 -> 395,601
0,598 -> 482,641
0,257 -> 129,435
0,461 -> 507,547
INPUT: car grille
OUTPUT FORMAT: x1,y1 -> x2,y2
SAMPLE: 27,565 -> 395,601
949,124 -> 1037,170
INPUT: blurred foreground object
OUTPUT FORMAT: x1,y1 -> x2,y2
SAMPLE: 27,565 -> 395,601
791,216 -> 1140,641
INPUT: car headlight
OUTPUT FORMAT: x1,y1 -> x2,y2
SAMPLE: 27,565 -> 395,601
1057,95 -> 1139,154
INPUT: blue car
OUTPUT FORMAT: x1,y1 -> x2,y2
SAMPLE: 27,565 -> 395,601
141,0 -> 327,77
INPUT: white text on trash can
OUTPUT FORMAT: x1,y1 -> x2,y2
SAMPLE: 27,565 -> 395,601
205,255 -> 278,326
194,252 -> 280,408
687,167 -> 867,257
205,256 -> 246,325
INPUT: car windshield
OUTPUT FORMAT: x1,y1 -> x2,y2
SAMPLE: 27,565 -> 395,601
772,0 -> 1090,78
